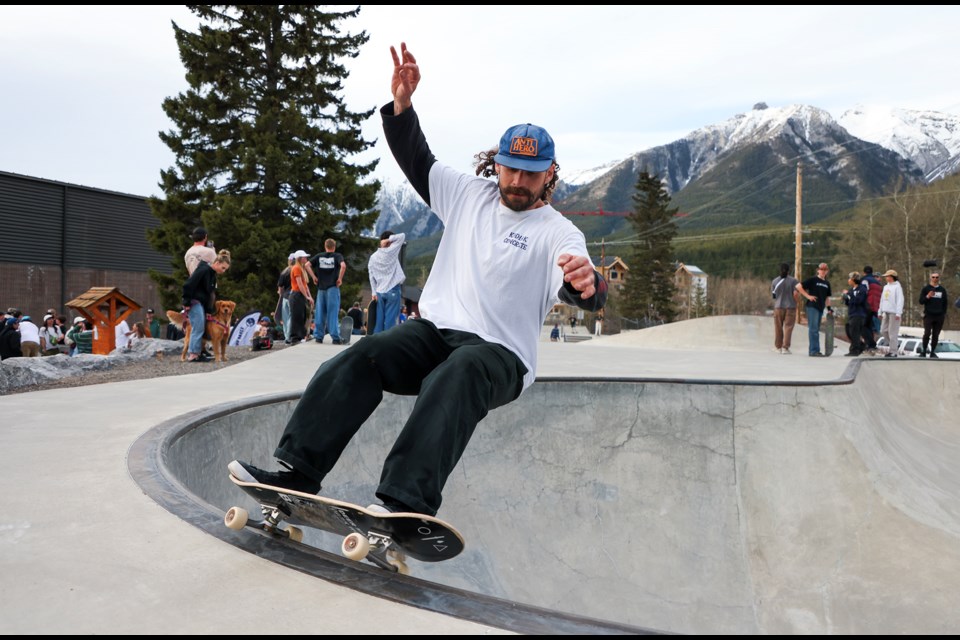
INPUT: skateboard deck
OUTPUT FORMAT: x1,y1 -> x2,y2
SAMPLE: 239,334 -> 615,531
225,473 -> 464,573
824,310 -> 835,356
339,315 -> 354,345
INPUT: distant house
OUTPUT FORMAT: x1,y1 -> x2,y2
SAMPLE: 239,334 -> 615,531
674,262 -> 708,319
594,256 -> 629,292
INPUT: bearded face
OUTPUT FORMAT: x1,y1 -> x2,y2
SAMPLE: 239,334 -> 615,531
496,165 -> 551,212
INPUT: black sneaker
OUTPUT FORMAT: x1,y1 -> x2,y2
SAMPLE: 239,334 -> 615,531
228,460 -> 321,494
930,352 -> 939,359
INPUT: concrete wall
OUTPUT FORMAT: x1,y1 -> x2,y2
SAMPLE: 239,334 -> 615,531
165,364 -> 960,634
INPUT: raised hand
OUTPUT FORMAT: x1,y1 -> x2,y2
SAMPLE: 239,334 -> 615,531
390,42 -> 420,113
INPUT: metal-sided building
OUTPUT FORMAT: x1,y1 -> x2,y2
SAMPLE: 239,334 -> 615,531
0,170 -> 173,321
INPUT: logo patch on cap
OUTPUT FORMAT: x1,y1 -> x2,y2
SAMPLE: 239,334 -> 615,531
510,136 -> 539,158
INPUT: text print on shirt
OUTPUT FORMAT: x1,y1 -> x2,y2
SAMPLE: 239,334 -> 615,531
503,232 -> 530,250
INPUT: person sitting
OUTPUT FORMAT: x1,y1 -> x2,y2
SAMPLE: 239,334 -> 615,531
251,316 -> 274,351
129,322 -> 149,347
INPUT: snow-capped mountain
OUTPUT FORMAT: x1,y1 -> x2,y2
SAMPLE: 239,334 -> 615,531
838,105 -> 960,182
374,103 -> 960,238
556,101 -> 922,229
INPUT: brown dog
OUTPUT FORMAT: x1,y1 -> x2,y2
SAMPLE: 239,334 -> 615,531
166,300 -> 236,362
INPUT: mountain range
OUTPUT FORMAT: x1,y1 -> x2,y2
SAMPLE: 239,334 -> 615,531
374,103 -> 960,243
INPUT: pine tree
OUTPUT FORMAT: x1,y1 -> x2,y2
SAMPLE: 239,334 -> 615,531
620,169 -> 678,324
147,6 -> 380,316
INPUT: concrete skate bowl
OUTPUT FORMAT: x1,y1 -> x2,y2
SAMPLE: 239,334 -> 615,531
130,362 -> 960,634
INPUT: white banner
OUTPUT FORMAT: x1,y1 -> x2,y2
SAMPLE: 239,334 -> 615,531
229,311 -> 261,346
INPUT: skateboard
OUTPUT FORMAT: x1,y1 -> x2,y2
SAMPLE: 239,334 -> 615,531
339,315 -> 354,345
824,309 -> 835,356
224,474 -> 464,573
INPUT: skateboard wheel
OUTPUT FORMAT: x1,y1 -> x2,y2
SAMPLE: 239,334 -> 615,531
224,506 -> 248,530
342,532 -> 370,560
285,526 -> 303,543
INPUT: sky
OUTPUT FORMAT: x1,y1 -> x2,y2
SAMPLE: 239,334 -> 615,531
3,5 -> 960,198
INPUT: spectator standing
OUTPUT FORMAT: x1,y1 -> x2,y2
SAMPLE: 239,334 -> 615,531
64,317 -> 85,356
277,254 -> 294,343
18,315 -> 41,357
795,262 -> 832,357
39,314 -> 64,356
145,309 -> 161,339
862,265 -> 883,353
184,227 -> 216,276
182,249 -> 233,362
918,271 -> 949,358
878,269 -> 904,357
286,250 -> 314,345
0,316 -> 22,360
841,271 -> 869,356
184,227 -> 217,358
550,323 -> 561,342
115,318 -> 133,351
771,262 -> 799,354
368,231 -> 406,334
309,238 -> 347,344
74,319 -> 94,355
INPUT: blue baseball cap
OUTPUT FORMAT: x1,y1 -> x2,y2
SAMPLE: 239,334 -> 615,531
493,123 -> 555,172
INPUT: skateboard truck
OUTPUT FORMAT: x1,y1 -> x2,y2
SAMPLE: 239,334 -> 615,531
224,505 -> 409,573
225,505 -> 304,543
342,530 -> 408,573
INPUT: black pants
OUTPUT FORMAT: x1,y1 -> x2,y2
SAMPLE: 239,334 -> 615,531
274,318 -> 527,515
922,314 -> 945,352
288,292 -> 309,342
846,315 -> 867,354
864,310 -> 878,348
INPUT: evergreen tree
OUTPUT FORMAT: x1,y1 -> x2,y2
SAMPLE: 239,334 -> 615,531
620,169 -> 678,324
147,5 -> 380,316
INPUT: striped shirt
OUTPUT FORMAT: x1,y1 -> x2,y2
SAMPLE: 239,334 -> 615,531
368,233 -> 406,294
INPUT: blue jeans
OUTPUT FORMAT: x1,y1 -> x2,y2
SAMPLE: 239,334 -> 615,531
187,301 -> 205,355
374,284 -> 402,334
313,286 -> 342,342
282,297 -> 291,341
806,306 -> 822,355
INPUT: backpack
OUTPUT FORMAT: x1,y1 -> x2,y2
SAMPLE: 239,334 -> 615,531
865,278 -> 882,312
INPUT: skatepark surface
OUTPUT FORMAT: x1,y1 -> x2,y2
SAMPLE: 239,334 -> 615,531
3,315 -> 959,634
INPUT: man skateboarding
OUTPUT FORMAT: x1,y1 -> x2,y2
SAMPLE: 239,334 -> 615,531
229,41 -> 607,518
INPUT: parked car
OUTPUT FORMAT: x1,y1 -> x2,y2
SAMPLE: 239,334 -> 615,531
877,336 -> 960,360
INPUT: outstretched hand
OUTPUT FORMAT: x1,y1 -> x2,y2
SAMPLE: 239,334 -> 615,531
390,42 -> 420,113
558,254 -> 597,299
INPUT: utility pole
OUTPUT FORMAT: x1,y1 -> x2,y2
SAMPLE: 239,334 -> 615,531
795,162 -> 803,325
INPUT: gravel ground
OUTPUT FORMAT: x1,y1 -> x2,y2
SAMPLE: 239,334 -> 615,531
3,341 -> 294,395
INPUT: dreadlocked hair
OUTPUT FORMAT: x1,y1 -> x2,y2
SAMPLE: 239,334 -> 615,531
474,148 -> 560,203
